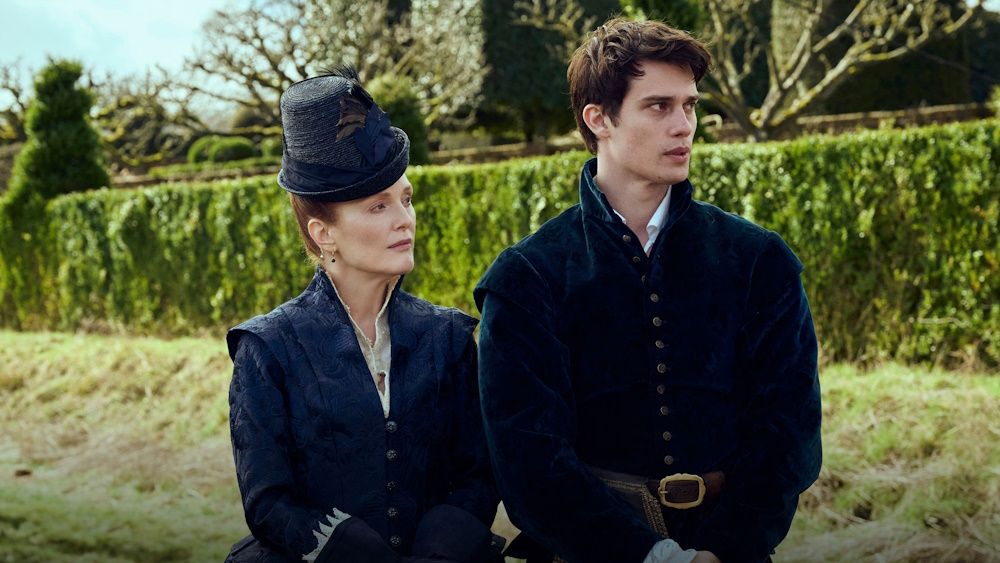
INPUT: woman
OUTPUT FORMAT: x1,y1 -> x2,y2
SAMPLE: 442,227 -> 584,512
224,68 -> 500,563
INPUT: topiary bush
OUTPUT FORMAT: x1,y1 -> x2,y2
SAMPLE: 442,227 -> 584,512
187,135 -> 221,164
367,74 -> 431,165
0,59 -> 109,328
207,136 -> 258,163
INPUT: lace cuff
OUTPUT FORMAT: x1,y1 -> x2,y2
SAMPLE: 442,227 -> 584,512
302,508 -> 351,562
643,538 -> 698,563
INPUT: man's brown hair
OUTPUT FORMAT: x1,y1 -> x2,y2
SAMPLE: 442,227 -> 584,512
567,18 -> 711,153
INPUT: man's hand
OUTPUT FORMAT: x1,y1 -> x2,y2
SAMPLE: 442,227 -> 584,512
692,551 -> 721,563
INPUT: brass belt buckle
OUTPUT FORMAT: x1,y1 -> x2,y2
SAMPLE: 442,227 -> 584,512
658,473 -> 706,509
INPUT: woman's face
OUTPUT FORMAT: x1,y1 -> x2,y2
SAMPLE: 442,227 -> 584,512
319,175 -> 416,279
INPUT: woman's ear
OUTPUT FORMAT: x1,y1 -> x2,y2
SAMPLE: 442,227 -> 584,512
307,217 -> 334,248
582,103 -> 611,142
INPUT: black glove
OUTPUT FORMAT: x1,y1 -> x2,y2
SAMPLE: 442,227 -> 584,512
315,516 -> 401,563
411,505 -> 501,563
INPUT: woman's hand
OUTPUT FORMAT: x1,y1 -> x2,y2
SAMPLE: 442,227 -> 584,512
692,551 -> 721,563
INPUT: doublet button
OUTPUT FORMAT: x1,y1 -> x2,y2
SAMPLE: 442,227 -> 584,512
650,293 -> 660,303
659,406 -> 670,416
657,363 -> 667,374
662,431 -> 672,441
622,234 -> 632,243
664,455 -> 674,466
390,535 -> 402,548
655,339 -> 666,349
387,507 -> 399,519
652,317 -> 663,327
386,420 -> 398,433
386,449 -> 398,461
386,480 -> 397,491
656,384 -> 666,394
632,256 -> 642,264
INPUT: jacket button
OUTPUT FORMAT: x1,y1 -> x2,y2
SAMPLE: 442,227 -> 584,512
386,420 -> 398,433
655,339 -> 666,349
657,363 -> 667,374
622,234 -> 632,243
656,384 -> 666,394
652,317 -> 662,327
386,480 -> 397,491
650,293 -> 659,303
387,507 -> 399,519
662,431 -> 672,441
659,406 -> 670,416
390,535 -> 402,548
632,256 -> 642,264
664,455 -> 674,466
386,449 -> 398,461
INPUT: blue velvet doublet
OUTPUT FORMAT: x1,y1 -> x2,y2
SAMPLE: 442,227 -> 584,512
474,159 -> 822,563
226,268 -> 497,561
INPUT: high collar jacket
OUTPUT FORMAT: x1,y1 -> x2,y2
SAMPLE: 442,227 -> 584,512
474,159 -> 822,563
226,268 -> 498,561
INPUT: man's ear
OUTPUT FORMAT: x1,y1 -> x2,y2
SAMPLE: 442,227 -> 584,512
582,103 -> 611,142
307,217 -> 334,248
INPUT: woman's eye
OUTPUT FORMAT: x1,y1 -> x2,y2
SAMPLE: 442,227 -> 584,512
404,197 -> 413,206
372,203 -> 387,212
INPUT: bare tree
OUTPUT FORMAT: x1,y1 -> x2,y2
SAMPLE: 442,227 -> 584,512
516,0 -> 984,141
308,0 -> 488,127
703,0 -> 983,140
0,60 -> 30,142
92,67 -> 221,168
184,0 -> 487,130
183,0 -> 318,126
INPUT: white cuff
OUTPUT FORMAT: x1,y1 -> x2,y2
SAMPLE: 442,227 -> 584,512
302,508 -> 351,562
643,538 -> 698,563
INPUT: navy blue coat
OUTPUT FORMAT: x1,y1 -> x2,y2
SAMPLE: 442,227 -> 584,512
226,268 -> 498,562
474,159 -> 822,563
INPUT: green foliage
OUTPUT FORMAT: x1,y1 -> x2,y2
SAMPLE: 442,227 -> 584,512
260,136 -> 282,158
990,86 -> 1000,117
619,0 -> 703,30
207,136 -> 258,163
368,74 -> 431,165
187,135 -> 220,163
0,60 -> 108,330
0,120 -> 997,367
481,0 -> 618,140
4,59 -> 109,203
147,155 -> 281,180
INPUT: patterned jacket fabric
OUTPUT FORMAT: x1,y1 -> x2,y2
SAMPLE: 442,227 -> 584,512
474,158 -> 822,563
225,268 -> 498,562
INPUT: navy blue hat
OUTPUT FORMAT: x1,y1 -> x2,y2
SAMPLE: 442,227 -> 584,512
277,68 -> 410,202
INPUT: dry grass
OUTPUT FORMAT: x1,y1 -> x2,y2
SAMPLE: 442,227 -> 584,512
1,331 -> 998,562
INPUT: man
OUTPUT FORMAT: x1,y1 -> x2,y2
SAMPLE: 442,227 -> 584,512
474,18 -> 822,563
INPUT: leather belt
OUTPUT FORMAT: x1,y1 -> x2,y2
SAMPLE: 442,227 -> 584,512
590,465 -> 725,510
647,471 -> 725,509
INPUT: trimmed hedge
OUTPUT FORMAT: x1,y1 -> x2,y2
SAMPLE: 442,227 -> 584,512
148,155 -> 281,180
1,120 -> 997,367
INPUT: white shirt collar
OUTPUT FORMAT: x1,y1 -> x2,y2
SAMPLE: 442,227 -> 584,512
612,186 -> 672,254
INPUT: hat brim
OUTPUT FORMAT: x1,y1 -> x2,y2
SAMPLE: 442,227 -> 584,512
277,127 -> 410,202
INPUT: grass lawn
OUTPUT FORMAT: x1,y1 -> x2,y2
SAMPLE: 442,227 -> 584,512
1,330 -> 998,562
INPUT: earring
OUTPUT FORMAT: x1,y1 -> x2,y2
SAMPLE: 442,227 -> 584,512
329,244 -> 337,263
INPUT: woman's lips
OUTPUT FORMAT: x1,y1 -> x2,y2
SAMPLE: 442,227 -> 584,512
389,239 -> 413,250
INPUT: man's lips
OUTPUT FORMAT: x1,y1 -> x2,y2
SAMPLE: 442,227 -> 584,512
388,238 -> 413,249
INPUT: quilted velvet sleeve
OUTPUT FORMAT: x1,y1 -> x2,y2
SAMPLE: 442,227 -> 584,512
690,232 -> 823,562
229,331 -> 332,559
474,249 -> 663,563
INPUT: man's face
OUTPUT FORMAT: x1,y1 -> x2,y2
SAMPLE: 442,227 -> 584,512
601,60 -> 698,187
